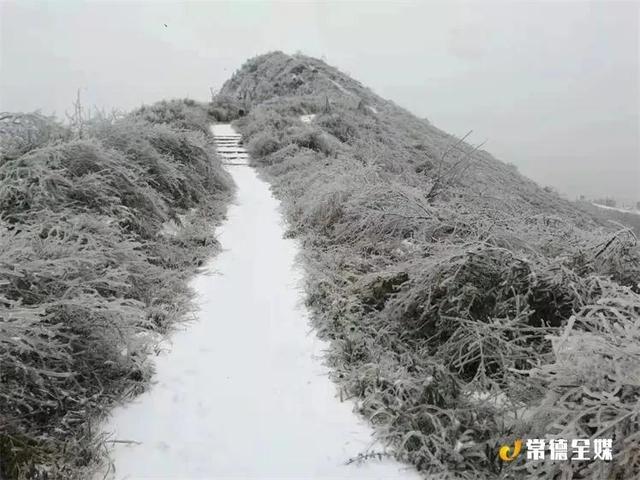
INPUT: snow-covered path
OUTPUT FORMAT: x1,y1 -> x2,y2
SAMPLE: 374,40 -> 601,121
592,202 -> 640,216
99,124 -> 420,479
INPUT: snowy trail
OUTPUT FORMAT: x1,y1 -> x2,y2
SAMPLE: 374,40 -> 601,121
592,202 -> 640,216
100,124 -> 420,479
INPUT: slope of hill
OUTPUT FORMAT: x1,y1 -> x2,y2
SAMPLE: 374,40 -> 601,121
0,101 -> 233,479
221,52 -> 610,227
219,52 -> 640,479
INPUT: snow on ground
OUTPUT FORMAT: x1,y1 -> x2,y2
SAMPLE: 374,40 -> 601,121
98,124 -> 420,479
211,123 -> 238,137
592,203 -> 640,216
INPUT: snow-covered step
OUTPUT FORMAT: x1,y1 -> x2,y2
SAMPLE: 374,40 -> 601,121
211,124 -> 249,166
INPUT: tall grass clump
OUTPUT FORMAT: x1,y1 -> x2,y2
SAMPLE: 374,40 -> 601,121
223,52 -> 640,479
208,94 -> 246,122
1,113 -> 69,164
0,99 -> 233,478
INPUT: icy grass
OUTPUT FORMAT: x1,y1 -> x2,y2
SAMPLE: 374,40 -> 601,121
0,100 -> 233,479
225,53 -> 640,479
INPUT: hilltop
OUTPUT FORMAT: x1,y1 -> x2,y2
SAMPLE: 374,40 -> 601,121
221,52 -> 605,227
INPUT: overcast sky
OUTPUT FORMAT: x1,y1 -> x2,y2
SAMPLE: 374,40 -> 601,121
1,0 -> 638,203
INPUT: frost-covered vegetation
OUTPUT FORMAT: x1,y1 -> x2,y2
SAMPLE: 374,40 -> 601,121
224,52 -> 640,479
0,100 -> 233,478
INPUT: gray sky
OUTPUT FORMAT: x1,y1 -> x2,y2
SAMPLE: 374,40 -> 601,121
1,0 -> 638,203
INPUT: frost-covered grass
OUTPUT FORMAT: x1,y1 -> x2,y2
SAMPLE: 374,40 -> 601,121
99,132 -> 422,478
0,100 -> 233,479
225,52 -> 640,479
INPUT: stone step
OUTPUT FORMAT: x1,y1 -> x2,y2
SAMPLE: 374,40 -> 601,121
213,128 -> 249,167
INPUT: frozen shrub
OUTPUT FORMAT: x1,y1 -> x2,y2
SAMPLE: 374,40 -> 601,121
0,100 -> 233,478
131,99 -> 211,134
520,283 -> 640,479
208,94 -> 245,122
0,112 -> 69,163
290,127 -> 339,156
317,112 -> 358,142
247,132 -> 281,158
262,143 -> 300,166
